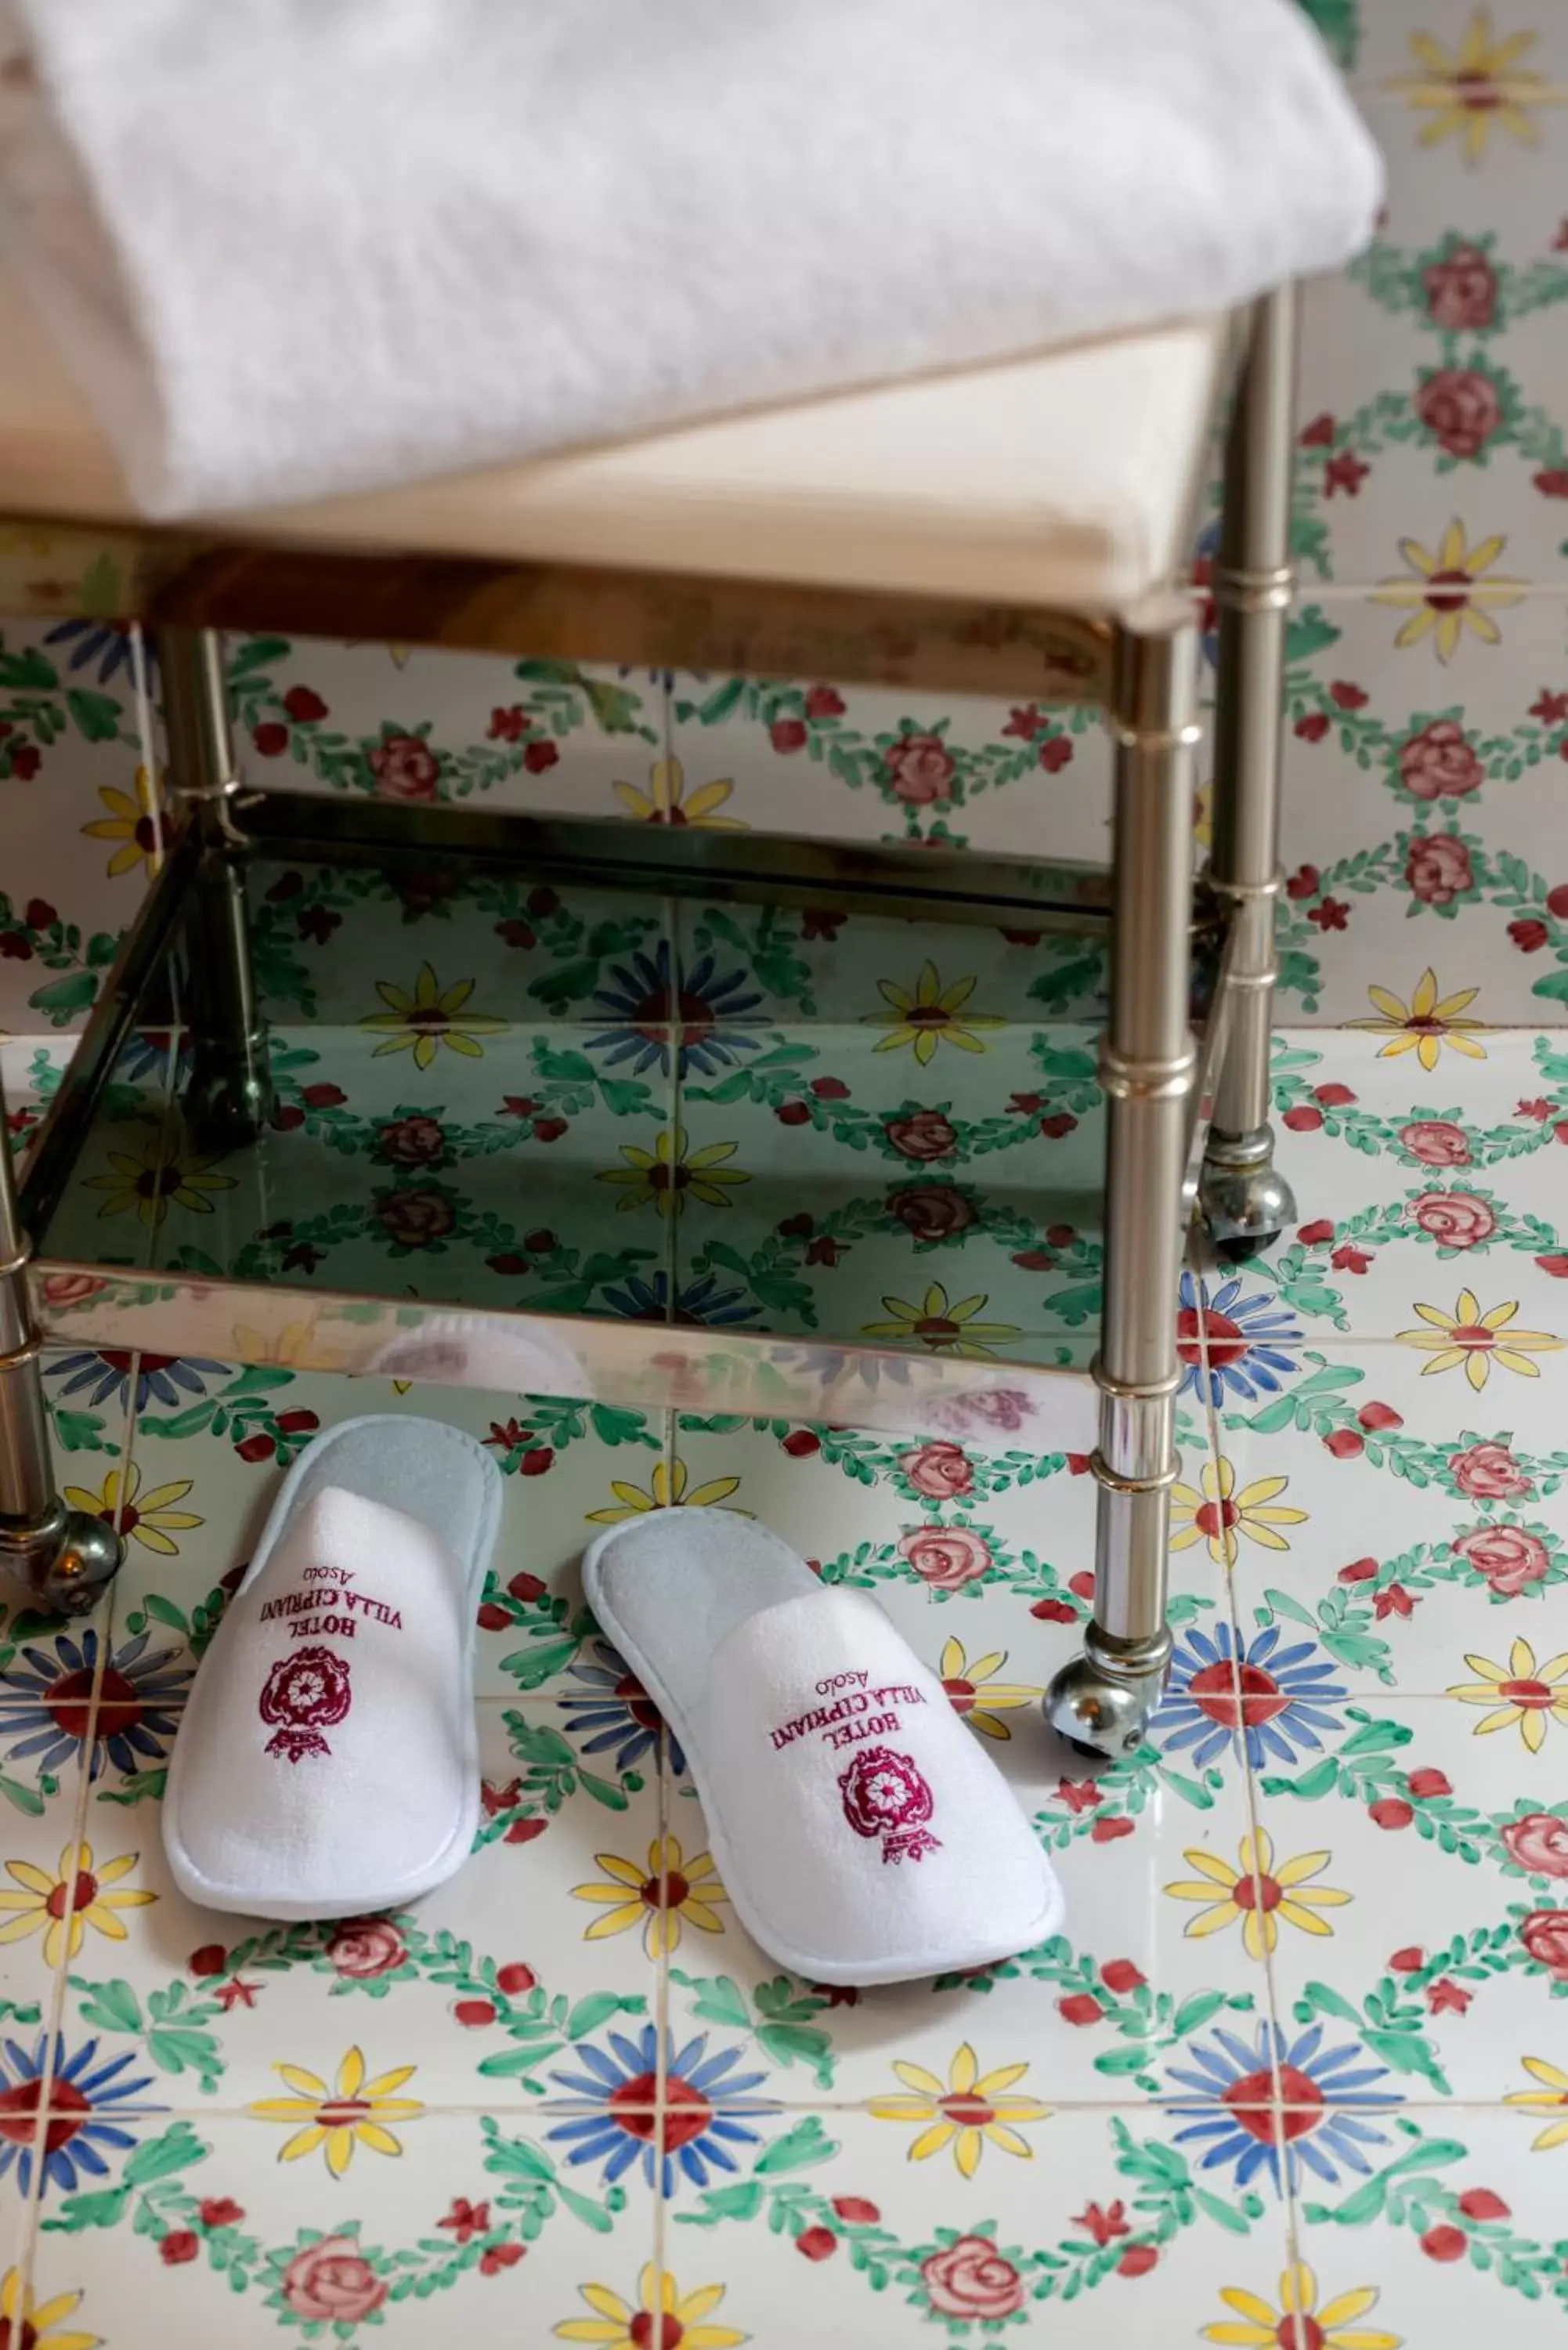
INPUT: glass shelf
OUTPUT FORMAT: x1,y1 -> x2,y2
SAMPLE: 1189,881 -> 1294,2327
26,831 -> 1115,1443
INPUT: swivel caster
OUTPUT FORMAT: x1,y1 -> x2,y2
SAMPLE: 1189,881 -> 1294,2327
1198,1126 -> 1296,1264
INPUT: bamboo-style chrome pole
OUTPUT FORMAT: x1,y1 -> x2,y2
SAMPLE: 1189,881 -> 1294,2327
0,1068 -> 121,1609
160,627 -> 273,1147
1045,612 -> 1199,1756
1198,287 -> 1299,1259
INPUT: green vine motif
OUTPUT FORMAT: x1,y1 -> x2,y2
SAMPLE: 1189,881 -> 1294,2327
0,885 -> 122,1029
679,2118 -> 1265,2323
671,675 -> 1082,847
226,637 -> 656,804
43,2113 -> 627,2324
1268,1059 -> 1562,1169
137,1362 -> 323,1466
1230,1358 -> 1568,1502
1292,1187 -> 1566,1271
670,1972 -> 841,2093
251,862 -> 662,1021
0,632 -> 126,768
1250,1584 -> 1396,1685
1348,230 -> 1568,342
1309,2120 -> 1568,2305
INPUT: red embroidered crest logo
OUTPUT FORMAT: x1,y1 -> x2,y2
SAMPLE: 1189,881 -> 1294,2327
838,1744 -> 941,1864
258,1645 -> 353,1762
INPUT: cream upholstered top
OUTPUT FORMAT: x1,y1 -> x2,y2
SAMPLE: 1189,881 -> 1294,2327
0,267 -> 1227,616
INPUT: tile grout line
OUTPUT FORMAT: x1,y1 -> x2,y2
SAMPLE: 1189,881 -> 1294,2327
16,1356 -> 141,2306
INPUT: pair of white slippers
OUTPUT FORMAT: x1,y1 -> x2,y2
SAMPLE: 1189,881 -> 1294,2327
164,1415 -> 1063,1985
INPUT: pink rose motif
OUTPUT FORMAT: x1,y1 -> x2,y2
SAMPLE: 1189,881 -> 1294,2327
1400,1119 -> 1471,1169
1520,1909 -> 1568,1979
1450,1441 -> 1533,1500
887,1184 -> 977,1242
280,2237 -> 388,2326
377,1115 -> 447,1169
898,1527 -> 992,1590
1405,833 -> 1473,907
883,1110 -> 959,1162
368,733 -> 442,803
920,2236 -> 1027,2322
1416,367 -> 1503,459
1501,1813 -> 1568,1878
38,1271 -> 107,1309
882,732 -> 956,807
1409,1191 -> 1495,1248
326,1918 -> 409,1979
1452,1522 -> 1551,1596
1423,241 -> 1498,331
956,1389 -> 1029,1431
1398,721 -> 1484,804
898,1441 -> 975,1501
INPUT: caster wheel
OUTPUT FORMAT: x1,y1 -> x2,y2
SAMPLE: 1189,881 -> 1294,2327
1215,1230 -> 1278,1264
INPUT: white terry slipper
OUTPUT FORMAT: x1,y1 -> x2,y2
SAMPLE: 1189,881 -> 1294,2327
164,1413 -> 502,1921
583,1512 -> 1063,1986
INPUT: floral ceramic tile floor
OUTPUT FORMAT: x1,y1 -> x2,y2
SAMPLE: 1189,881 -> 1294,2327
5,1033 -> 1568,2341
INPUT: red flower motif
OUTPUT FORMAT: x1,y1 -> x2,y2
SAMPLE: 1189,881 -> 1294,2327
480,2243 -> 526,2276
898,1441 -> 974,1500
1423,242 -> 1497,330
1407,1767 -> 1451,1799
1003,703 -> 1050,739
252,721 -> 288,757
489,705 -> 533,741
1338,1559 -> 1378,1585
200,2199 -> 246,2229
1324,451 -> 1369,496
522,739 -> 559,774
919,2237 -> 1026,2320
770,718 -> 807,754
1531,690 -> 1568,725
1282,1107 -> 1322,1133
1426,1977 -> 1472,2015
1331,1243 -> 1373,1272
1330,681 -> 1368,710
1370,1798 -> 1414,1829
1295,713 -> 1330,743
1091,1816 -> 1135,1843
1405,833 -> 1474,908
439,2197 -> 491,2243
882,732 -> 956,806
1421,2225 -> 1468,2261
1510,918 -> 1550,953
1535,470 -> 1568,497
1316,1083 -> 1357,1107
160,2232 -> 199,2267
1100,1959 -> 1145,1993
1400,720 -> 1484,802
1075,2200 -> 1131,2246
1308,898 -> 1350,931
1357,1400 -> 1402,1432
1058,1993 -> 1104,2026
189,1943 -> 228,1977
1389,1947 -> 1425,1973
1519,1098 -> 1553,1121
1501,1813 -> 1568,1878
1452,1523 -> 1551,1597
805,685 -> 845,720
1038,735 -> 1073,773
1402,1119 -> 1471,1168
1055,1777 -> 1104,1814
1298,1219 -> 1336,1244
832,2196 -> 881,2225
796,2228 -> 837,2262
1324,1429 -> 1364,1458
1519,1908 -> 1568,1978
1374,1584 -> 1414,1619
1285,864 -> 1321,900
1450,1441 -> 1531,1500
1299,414 -> 1336,447
1459,2188 -> 1509,2220
282,685 -> 327,723
1117,2245 -> 1159,2278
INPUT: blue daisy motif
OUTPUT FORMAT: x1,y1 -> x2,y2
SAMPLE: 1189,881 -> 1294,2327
0,1627 -> 192,1781
1154,1623 -> 1347,1771
1168,2021 -> 1396,2196
561,1640 -> 686,1777
547,2025 -> 775,2194
42,616 -> 145,689
1176,1271 -> 1302,1406
44,1350 -> 226,1414
587,940 -> 765,1078
602,1270 -> 761,1328
0,2033 -> 161,2198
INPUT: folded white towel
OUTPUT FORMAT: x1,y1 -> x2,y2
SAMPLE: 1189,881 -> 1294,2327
0,0 -> 1380,519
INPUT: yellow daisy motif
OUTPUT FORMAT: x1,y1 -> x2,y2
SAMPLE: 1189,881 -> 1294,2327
82,1130 -> 237,1227
585,1458 -> 746,1524
1165,1829 -> 1350,1962
82,763 -> 164,879
0,2269 -> 98,2350
249,2046 -> 422,2177
557,2267 -> 746,2350
1371,519 -> 1524,661
61,1462 -> 201,1559
938,1639 -> 1043,1741
597,1127 -> 750,1218
1397,1288 -> 1560,1389
859,1283 -> 1021,1361
1387,10 -> 1546,161
612,757 -> 745,831
359,963 -> 507,1070
1202,2262 -> 1399,2349
864,963 -> 1005,1064
1448,1637 -> 1568,1752
870,2044 -> 1051,2177
1505,2055 -> 1568,2151
229,1318 -> 349,1372
1169,1456 -> 1307,1569
571,1836 -> 727,1958
0,1841 -> 154,1969
1348,967 -> 1488,1071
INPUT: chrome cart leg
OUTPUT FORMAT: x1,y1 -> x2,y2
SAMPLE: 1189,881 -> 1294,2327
0,1070 -> 122,1611
1198,286 -> 1299,1261
159,626 -> 272,1149
1046,615 -> 1198,1758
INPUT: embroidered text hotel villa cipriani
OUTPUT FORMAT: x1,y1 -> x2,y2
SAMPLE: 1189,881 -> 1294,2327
256,1562 -> 401,1762
768,1669 -> 942,1865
